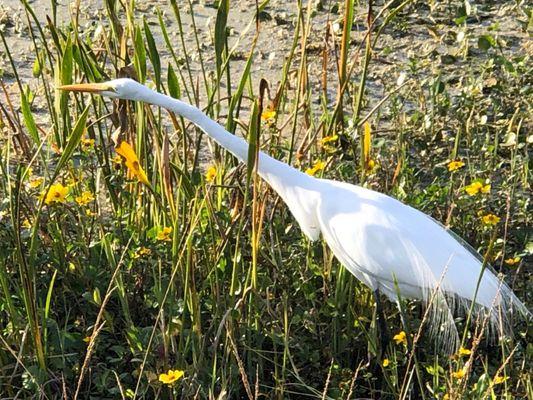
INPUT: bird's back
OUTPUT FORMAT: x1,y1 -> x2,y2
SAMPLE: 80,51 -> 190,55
314,179 -> 527,322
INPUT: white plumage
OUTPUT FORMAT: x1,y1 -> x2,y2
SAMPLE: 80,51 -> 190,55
60,78 -> 530,349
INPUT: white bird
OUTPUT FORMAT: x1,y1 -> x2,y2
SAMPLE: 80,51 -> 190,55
60,78 -> 529,351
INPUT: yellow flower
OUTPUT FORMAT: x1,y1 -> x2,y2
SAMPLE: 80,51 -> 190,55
134,247 -> 152,258
493,375 -> 507,385
305,160 -> 326,176
205,165 -> 217,183
504,257 -> 520,266
458,347 -> 471,357
447,160 -> 465,172
156,227 -> 172,241
75,191 -> 95,206
44,183 -> 69,205
320,134 -> 338,145
158,369 -> 184,385
382,358 -> 390,367
366,159 -> 376,171
464,181 -> 490,196
261,108 -> 276,121
393,331 -> 407,345
28,177 -> 44,188
481,214 -> 500,226
452,368 -> 466,379
115,141 -> 149,185
85,209 -> 97,217
83,336 -> 91,344
111,155 -> 123,165
81,135 -> 95,148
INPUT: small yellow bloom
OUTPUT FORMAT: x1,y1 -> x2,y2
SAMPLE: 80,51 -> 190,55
443,394 -> 449,400
393,331 -> 407,345
366,159 -> 376,171
382,358 -> 390,367
134,247 -> 152,258
111,155 -> 123,165
205,165 -> 217,183
83,336 -> 91,344
75,191 -> 95,206
452,368 -> 466,379
115,141 -> 149,185
504,257 -> 520,266
44,183 -> 69,205
464,181 -> 490,196
85,209 -> 97,217
261,108 -> 276,121
28,177 -> 44,189
458,347 -> 471,356
493,375 -> 507,385
22,218 -> 32,229
81,136 -> 95,148
481,214 -> 500,226
158,369 -> 184,385
320,134 -> 338,145
447,160 -> 465,172
156,227 -> 172,242
305,160 -> 326,176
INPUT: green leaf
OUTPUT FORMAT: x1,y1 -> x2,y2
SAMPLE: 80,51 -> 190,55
144,18 -> 161,89
61,35 -> 73,85
167,64 -> 180,99
478,35 -> 495,51
55,105 -> 90,174
20,90 -> 40,146
133,26 -> 147,82
214,0 -> 229,78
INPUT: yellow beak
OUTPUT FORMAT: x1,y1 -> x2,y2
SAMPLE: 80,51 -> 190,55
58,82 -> 115,93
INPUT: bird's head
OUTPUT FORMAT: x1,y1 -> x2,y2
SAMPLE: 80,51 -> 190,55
58,78 -> 146,101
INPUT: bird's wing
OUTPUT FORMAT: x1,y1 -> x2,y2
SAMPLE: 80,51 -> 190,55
316,180 -> 523,313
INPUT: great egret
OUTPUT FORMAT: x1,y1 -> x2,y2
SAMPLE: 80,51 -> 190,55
60,78 -> 529,351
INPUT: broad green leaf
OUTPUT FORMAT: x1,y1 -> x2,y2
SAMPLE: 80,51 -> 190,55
167,64 -> 180,99
144,18 -> 161,89
20,90 -> 40,146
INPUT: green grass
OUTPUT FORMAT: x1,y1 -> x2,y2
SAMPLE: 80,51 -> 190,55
0,0 -> 531,398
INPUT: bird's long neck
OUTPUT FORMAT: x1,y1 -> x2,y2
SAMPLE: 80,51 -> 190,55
145,90 -> 322,240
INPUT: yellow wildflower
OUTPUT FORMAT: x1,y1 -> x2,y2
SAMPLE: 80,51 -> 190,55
44,183 -> 69,205
382,358 -> 390,367
464,181 -> 490,196
22,218 -> 32,229
320,134 -> 338,145
158,369 -> 184,385
458,347 -> 471,357
156,227 -> 172,242
111,155 -> 123,165
452,368 -> 466,379
493,375 -> 507,385
447,160 -> 465,172
504,257 -> 520,266
205,166 -> 217,183
83,336 -> 91,344
481,214 -> 500,226
261,108 -> 276,121
443,394 -> 449,400
134,247 -> 152,258
81,135 -> 95,149
28,177 -> 44,189
393,331 -> 407,345
75,191 -> 95,206
115,141 -> 149,185
305,160 -> 326,176
85,209 -> 97,217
